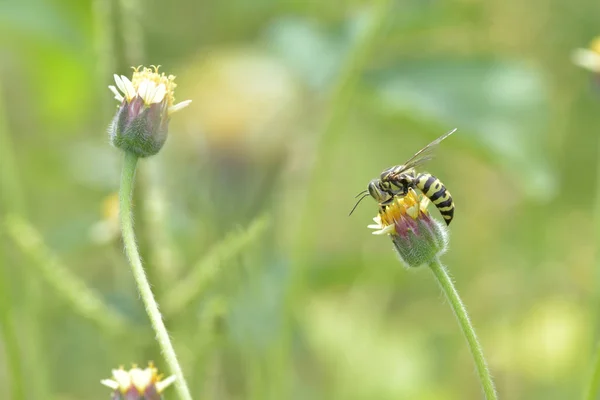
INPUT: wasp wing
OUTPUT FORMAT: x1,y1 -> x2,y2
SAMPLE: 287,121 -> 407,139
400,128 -> 457,171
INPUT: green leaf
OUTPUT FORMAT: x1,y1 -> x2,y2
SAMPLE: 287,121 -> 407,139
366,58 -> 557,201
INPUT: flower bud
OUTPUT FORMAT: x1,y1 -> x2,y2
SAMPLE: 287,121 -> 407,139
101,363 -> 176,400
368,189 -> 448,267
108,66 -> 192,157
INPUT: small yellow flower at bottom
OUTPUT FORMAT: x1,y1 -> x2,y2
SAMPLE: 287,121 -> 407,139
101,363 -> 176,400
368,189 -> 448,268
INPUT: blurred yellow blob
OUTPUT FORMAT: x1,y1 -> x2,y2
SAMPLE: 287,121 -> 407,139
303,294 -> 437,399
590,37 -> 600,55
89,193 -> 120,244
173,48 -> 301,154
572,36 -> 600,73
492,298 -> 590,382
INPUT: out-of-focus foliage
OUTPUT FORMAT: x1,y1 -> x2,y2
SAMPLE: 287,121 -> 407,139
0,0 -> 599,399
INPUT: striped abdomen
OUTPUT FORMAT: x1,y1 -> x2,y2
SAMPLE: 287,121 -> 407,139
415,173 -> 454,225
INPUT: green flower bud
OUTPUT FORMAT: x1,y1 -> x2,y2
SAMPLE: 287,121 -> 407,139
101,363 -> 176,400
108,66 -> 192,157
368,188 -> 448,268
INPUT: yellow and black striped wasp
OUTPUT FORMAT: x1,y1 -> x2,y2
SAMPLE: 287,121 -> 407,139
350,128 -> 456,225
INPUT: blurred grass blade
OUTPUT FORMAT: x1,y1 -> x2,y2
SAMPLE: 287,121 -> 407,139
188,296 -> 227,394
117,0 -> 145,66
0,91 -> 24,215
585,344 -> 600,400
92,0 -> 115,116
4,214 -> 130,334
139,163 -> 183,292
0,79 -> 47,399
294,0 -> 393,255
0,239 -> 25,400
164,215 -> 270,316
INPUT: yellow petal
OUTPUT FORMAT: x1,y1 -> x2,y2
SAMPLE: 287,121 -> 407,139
406,205 -> 418,219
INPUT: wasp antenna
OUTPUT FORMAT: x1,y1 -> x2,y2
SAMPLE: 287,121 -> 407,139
354,190 -> 368,198
348,193 -> 370,216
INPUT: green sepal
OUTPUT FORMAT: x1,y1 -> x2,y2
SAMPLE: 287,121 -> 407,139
109,100 -> 169,158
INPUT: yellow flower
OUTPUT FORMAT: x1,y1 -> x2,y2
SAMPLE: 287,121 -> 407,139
368,189 -> 448,268
368,189 -> 430,235
572,36 -> 600,73
108,66 -> 192,157
101,363 -> 176,400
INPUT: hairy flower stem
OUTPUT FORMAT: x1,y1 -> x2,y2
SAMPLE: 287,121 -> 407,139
119,151 -> 193,400
428,258 -> 497,400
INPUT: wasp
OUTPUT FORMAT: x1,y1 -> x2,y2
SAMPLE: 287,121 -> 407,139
350,128 -> 456,225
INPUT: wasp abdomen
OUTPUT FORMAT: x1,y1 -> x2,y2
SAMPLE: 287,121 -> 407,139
415,173 -> 454,225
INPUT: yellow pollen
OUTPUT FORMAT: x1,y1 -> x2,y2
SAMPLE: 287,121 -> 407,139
379,189 -> 429,227
131,66 -> 177,107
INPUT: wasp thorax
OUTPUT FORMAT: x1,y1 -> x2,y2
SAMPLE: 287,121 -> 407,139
380,167 -> 394,180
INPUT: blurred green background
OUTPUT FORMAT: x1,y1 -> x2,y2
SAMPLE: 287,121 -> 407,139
1,0 -> 600,399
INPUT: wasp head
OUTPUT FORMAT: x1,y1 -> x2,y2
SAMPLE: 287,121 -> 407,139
368,179 -> 393,204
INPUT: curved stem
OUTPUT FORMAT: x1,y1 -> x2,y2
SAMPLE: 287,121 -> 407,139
119,151 -> 193,400
428,257 -> 497,400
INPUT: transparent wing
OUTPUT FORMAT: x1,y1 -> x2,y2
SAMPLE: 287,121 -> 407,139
399,128 -> 457,171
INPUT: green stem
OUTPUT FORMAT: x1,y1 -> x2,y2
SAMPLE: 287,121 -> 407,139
119,151 -> 193,400
0,241 -> 25,400
585,345 -> 600,400
428,258 -> 497,400
583,134 -> 600,400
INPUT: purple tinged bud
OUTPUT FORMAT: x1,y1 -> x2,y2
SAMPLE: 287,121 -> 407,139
368,189 -> 448,268
107,67 -> 191,157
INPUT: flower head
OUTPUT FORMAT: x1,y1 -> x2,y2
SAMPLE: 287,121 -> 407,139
108,66 -> 192,157
101,363 -> 176,400
368,188 -> 448,267
572,36 -> 600,73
